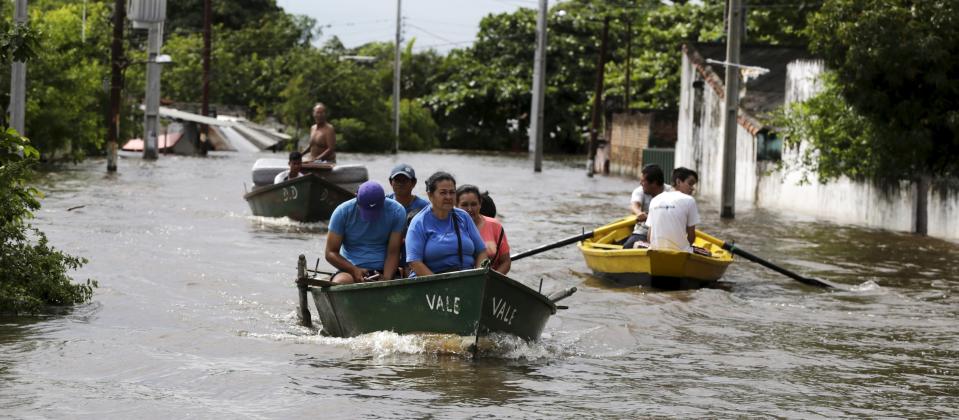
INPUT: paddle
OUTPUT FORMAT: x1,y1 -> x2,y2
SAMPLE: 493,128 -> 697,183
696,230 -> 839,289
511,216 -> 638,262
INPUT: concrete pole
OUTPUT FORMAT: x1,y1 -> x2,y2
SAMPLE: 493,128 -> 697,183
529,0 -> 547,172
201,0 -> 211,154
720,0 -> 743,218
107,0 -> 124,172
626,17 -> 634,111
143,23 -> 161,160
9,0 -> 27,135
586,16 -> 609,178
392,0 -> 402,154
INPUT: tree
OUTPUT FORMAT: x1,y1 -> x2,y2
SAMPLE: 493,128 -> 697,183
165,0 -> 283,34
805,0 -> 959,180
428,5 -> 603,152
276,49 -> 393,152
0,19 -> 96,313
769,73 -> 881,183
22,2 -> 112,161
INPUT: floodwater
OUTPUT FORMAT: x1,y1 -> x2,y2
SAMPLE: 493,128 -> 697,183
2,150 -> 957,418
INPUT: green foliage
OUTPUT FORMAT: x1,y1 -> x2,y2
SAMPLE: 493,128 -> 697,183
276,49 -> 392,152
0,128 -> 96,314
768,73 -> 881,183
22,2 -> 111,161
399,98 -> 438,151
606,0 -> 722,111
166,0 -> 284,34
807,0 -> 959,179
428,5 -> 600,152
332,117 -> 390,152
3,0 -> 827,158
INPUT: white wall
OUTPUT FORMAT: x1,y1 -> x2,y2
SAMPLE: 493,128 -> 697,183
677,53 -> 758,207
677,53 -> 959,241
928,188 -> 959,239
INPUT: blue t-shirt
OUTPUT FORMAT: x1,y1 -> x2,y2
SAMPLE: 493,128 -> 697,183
386,193 -> 430,216
328,198 -> 407,270
405,207 -> 486,276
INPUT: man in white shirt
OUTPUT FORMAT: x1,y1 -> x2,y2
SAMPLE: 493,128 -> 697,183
273,151 -> 303,184
645,167 -> 700,252
624,164 -> 672,249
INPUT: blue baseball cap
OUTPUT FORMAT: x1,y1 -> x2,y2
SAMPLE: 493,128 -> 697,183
389,163 -> 416,181
356,181 -> 385,222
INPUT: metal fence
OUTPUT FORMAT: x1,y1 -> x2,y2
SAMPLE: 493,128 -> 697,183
642,148 -> 675,179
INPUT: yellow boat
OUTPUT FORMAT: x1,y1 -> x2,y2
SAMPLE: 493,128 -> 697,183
577,216 -> 734,288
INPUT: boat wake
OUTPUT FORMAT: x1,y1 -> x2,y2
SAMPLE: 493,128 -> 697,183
244,215 -> 329,231
849,280 -> 882,292
246,312 -> 566,360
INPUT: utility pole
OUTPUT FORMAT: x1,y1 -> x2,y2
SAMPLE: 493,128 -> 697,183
9,0 -> 27,135
624,17 -> 631,111
392,0 -> 402,154
720,0 -> 743,218
107,0 -> 124,172
529,0 -> 547,172
586,16 -> 609,178
201,0 -> 211,154
143,23 -> 161,159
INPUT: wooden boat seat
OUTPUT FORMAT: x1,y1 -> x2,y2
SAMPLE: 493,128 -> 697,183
589,243 -> 624,250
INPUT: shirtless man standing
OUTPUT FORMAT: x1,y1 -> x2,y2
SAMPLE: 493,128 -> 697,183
304,103 -> 336,163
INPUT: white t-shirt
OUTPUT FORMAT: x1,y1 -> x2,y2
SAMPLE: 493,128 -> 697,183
644,191 -> 700,252
629,184 -> 672,235
274,169 -> 295,184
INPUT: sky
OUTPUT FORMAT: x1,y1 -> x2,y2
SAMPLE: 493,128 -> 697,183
275,0 -> 532,53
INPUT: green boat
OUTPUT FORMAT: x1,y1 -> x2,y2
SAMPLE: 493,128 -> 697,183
244,173 -> 355,222
294,256 -> 576,341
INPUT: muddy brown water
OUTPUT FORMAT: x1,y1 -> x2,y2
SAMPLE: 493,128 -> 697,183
1,151 -> 957,417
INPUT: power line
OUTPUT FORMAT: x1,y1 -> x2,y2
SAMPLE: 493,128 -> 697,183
405,23 -> 458,44
317,19 -> 391,28
412,40 -> 473,50
405,17 -> 473,27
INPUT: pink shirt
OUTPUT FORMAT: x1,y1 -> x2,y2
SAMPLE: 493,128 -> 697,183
478,216 -> 510,264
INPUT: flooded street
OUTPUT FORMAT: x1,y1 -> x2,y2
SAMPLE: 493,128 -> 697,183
2,151 -> 957,417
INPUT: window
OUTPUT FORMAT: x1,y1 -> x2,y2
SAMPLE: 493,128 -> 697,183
756,129 -> 782,161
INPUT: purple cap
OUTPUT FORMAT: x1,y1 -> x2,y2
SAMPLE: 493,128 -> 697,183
356,181 -> 385,222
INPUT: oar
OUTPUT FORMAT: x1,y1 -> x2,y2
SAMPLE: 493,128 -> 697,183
696,230 -> 839,289
511,216 -> 638,262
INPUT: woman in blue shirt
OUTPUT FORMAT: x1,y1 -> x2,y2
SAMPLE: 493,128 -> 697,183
405,172 -> 488,276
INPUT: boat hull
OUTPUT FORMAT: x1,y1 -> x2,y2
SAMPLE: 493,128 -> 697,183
310,268 -> 556,340
243,174 -> 354,222
578,216 -> 734,288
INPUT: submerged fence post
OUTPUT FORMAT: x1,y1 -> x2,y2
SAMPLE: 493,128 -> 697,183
297,254 -> 312,327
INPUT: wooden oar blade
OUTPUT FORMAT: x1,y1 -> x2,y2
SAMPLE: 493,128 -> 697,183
726,243 -> 836,289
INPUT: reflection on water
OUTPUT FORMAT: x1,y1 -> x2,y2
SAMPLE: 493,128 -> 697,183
0,151 -> 956,417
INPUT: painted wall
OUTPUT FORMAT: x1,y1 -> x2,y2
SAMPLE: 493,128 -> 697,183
677,53 -> 959,241
676,53 -> 758,207
928,188 -> 959,240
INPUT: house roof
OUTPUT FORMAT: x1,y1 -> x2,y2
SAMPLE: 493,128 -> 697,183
685,43 -> 818,132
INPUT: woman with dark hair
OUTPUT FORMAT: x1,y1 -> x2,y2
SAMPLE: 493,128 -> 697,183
405,172 -> 488,277
456,185 -> 511,274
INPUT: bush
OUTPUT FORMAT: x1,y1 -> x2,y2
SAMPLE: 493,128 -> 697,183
333,117 -> 391,152
0,128 -> 96,314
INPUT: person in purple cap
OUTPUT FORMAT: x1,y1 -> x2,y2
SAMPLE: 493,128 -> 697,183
325,181 -> 407,284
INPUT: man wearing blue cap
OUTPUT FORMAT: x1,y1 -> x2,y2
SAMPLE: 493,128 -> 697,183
326,181 -> 407,284
386,163 -> 430,216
